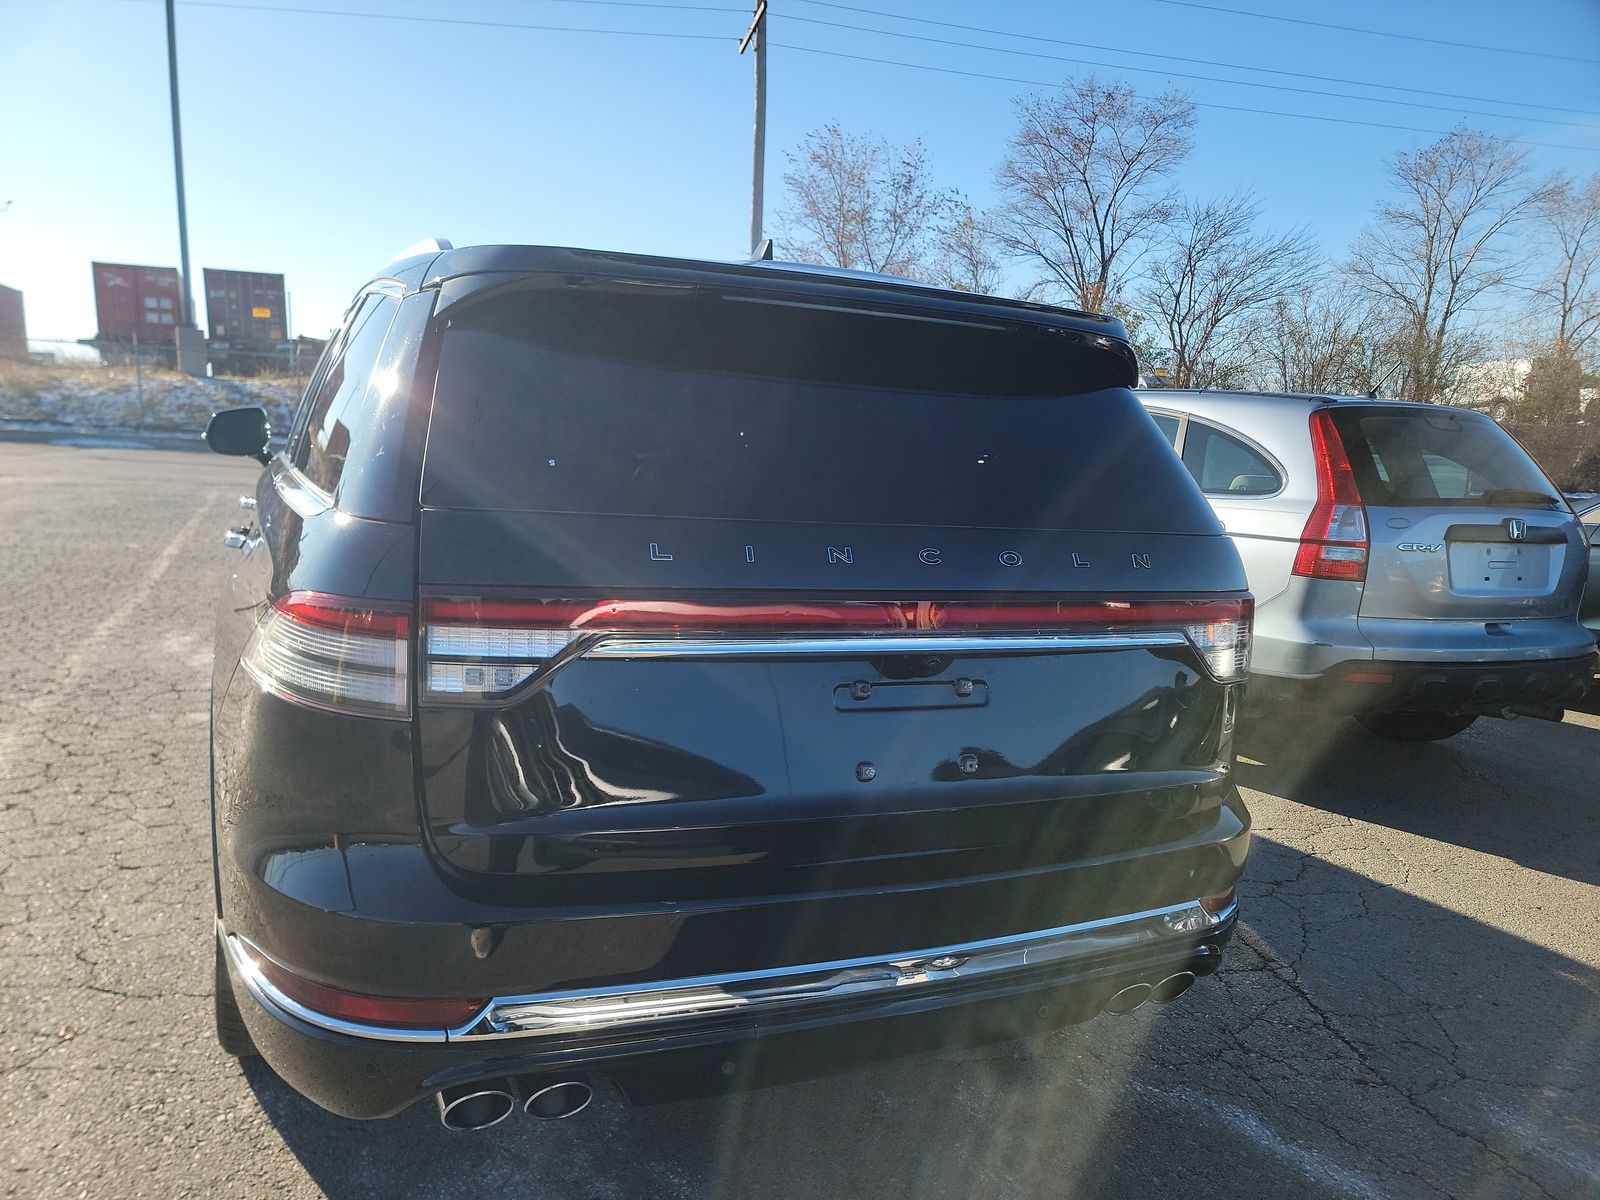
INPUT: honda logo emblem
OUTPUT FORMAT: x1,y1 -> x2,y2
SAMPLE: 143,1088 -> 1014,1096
1505,518 -> 1527,542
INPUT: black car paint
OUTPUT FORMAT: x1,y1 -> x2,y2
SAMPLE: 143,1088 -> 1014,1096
235,913 -> 1236,1120
209,246 -> 1252,1119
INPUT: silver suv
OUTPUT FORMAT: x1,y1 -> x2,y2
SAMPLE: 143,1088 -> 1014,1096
1139,390 -> 1596,741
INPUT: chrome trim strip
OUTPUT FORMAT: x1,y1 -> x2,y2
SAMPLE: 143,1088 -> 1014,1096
582,631 -> 1189,660
222,931 -> 460,1043
463,897 -> 1236,1042
221,897 -> 1235,1045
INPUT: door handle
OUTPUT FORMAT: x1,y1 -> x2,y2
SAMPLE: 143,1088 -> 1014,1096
239,495 -> 257,510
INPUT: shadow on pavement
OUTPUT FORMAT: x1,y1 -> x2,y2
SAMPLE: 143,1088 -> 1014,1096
238,832 -> 1600,1199
1235,708 -> 1600,887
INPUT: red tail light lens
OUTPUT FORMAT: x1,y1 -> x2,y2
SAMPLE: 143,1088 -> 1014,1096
1293,410 -> 1368,582
423,595 -> 1254,697
926,600 -> 1246,628
426,598 -> 913,631
237,939 -> 485,1031
241,591 -> 411,718
423,600 -> 914,697
929,599 -> 1252,681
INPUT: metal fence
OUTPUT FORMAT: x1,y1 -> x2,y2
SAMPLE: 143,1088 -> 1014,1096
0,338 -> 305,436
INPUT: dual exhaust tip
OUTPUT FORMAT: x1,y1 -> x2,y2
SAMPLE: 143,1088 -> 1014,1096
1103,970 -> 1196,1015
438,971 -> 1197,1126
436,1076 -> 593,1131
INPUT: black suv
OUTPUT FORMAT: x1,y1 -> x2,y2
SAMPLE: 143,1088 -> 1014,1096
204,243 -> 1253,1128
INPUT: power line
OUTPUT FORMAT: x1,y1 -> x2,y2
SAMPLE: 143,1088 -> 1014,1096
462,0 -> 744,9
107,0 -> 1600,150
114,0 -> 736,39
778,10 -> 1600,130
1141,0 -> 1600,67
771,41 -> 1600,155
787,0 -> 1600,120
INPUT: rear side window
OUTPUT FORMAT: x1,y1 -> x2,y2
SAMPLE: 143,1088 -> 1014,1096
1148,411 -> 1181,447
1182,423 -> 1281,495
1328,406 -> 1559,509
420,284 -> 1202,532
293,293 -> 398,496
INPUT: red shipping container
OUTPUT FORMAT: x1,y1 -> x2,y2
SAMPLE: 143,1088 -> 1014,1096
91,262 -> 182,344
0,284 -> 25,359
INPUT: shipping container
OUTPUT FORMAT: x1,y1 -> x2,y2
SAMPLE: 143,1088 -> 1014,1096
0,284 -> 25,360
91,262 -> 182,345
203,268 -> 287,349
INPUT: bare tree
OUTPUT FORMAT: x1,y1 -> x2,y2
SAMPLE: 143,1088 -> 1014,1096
1530,172 -> 1600,367
777,124 -> 954,279
933,199 -> 1004,293
1137,193 -> 1318,389
1346,129 -> 1550,403
994,76 -> 1196,312
1251,283 -> 1404,395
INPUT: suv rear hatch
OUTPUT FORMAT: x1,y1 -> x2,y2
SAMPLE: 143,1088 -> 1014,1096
412,270 -> 1248,962
1326,405 -> 1586,624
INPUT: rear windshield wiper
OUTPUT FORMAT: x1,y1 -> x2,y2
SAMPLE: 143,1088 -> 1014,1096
1480,489 -> 1560,507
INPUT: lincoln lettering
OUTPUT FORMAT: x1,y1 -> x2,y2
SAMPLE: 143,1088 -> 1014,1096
642,543 -> 1150,569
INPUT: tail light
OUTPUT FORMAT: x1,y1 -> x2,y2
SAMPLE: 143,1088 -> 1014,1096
232,937 -> 485,1032
422,595 -> 1253,698
240,591 -> 411,718
926,599 -> 1251,682
1293,409 -> 1367,581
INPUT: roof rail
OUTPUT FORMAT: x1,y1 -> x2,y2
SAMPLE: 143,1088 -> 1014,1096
383,237 -> 453,272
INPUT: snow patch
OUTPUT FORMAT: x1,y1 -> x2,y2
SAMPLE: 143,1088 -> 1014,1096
0,362 -> 300,437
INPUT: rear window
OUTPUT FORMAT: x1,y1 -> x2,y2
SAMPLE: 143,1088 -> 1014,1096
420,284 -> 1200,532
1328,406 -> 1560,509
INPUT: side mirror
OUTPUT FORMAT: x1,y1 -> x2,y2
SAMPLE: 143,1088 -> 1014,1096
204,407 -> 272,464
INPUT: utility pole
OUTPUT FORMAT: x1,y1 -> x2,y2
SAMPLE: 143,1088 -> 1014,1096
739,1 -> 767,258
165,0 -> 194,329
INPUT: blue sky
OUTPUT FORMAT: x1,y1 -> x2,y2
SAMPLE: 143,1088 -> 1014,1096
2,0 -> 1599,342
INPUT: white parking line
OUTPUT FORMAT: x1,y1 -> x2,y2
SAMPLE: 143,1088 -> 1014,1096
1135,1082 -> 1389,1200
1483,1103 -> 1600,1183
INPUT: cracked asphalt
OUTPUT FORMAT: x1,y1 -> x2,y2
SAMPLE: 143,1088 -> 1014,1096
1,440 -> 1597,1199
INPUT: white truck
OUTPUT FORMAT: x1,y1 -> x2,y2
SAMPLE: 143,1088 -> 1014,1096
1448,357 -> 1598,422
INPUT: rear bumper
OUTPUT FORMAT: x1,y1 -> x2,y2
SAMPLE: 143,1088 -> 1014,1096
222,902 -> 1238,1119
1250,652 -> 1596,715
1250,577 -> 1595,679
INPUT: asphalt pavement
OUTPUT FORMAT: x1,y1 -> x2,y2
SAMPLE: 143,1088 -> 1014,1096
1,441 -> 1596,1199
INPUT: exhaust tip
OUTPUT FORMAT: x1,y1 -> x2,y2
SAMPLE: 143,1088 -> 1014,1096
436,1081 -> 516,1131
1103,982 -> 1153,1015
1150,971 -> 1196,1003
521,1079 -> 593,1120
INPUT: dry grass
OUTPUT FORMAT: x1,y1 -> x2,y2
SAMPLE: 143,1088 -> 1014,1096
0,358 -> 299,433
0,357 -> 169,397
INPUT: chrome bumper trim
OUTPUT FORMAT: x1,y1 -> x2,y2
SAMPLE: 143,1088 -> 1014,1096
222,928 -> 458,1044
218,897 -> 1237,1045
581,631 -> 1189,660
